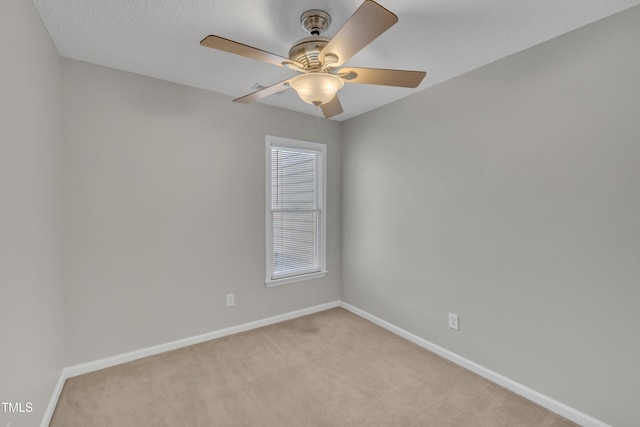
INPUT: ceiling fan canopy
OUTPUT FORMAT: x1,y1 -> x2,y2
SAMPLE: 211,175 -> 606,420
200,0 -> 426,119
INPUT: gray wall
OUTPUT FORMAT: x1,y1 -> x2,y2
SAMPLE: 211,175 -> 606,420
0,0 -> 64,426
341,6 -> 640,427
62,59 -> 342,365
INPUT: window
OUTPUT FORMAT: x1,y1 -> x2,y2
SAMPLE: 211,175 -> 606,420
265,136 -> 327,286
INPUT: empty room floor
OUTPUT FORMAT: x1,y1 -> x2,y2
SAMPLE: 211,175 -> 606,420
51,308 -> 577,426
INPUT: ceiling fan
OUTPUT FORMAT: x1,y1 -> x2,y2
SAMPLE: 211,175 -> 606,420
200,0 -> 426,118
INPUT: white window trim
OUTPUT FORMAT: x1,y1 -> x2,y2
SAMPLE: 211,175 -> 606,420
265,135 -> 327,287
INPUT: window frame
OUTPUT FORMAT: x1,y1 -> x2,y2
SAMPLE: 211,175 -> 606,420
265,135 -> 327,287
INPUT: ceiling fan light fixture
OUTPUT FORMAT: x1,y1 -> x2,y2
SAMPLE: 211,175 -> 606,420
289,73 -> 344,106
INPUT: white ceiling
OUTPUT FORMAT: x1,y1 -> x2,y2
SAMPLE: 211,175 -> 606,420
33,0 -> 640,121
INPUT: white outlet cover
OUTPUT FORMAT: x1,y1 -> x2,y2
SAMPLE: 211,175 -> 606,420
448,313 -> 459,330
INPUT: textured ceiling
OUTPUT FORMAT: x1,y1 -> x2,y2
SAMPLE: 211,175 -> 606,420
33,0 -> 640,121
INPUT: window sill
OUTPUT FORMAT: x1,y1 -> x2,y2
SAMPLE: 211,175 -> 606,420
265,271 -> 328,287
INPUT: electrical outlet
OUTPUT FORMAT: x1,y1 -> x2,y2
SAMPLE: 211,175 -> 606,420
226,293 -> 235,307
448,313 -> 459,330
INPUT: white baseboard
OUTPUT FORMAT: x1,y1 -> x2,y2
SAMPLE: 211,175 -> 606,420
41,368 -> 67,427
42,300 -> 339,425
65,300 -> 340,378
339,301 -> 610,427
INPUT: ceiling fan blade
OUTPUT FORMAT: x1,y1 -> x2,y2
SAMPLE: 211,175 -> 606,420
233,79 -> 290,103
340,67 -> 426,88
201,35 -> 303,69
321,95 -> 343,118
319,0 -> 398,68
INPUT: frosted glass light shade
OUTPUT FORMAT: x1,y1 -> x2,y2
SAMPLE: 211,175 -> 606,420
290,73 -> 344,106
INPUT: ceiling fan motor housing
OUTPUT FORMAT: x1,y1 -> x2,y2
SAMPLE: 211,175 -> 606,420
288,10 -> 334,71
288,37 -> 330,70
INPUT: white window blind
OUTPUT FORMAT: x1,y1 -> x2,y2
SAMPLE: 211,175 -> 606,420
266,137 -> 326,286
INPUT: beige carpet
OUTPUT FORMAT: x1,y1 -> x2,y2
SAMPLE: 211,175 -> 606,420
50,308 -> 578,426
